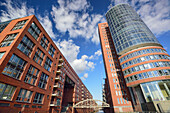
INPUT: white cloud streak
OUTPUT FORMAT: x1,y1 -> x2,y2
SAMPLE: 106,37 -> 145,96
0,0 -> 34,22
38,15 -> 56,39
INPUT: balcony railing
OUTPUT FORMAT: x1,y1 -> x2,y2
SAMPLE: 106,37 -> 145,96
53,84 -> 59,88
56,70 -> 62,74
50,101 -> 60,106
55,76 -> 60,80
59,58 -> 63,63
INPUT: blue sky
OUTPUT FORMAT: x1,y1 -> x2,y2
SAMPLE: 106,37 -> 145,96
0,0 -> 170,100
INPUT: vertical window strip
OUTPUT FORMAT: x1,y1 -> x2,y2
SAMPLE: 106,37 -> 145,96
38,72 -> 48,89
16,88 -> 32,102
0,33 -> 18,47
17,35 -> 35,57
12,20 -> 27,30
24,65 -> 39,85
0,83 -> 16,100
2,54 -> 27,79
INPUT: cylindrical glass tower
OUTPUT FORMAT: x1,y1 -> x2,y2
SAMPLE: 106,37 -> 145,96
106,4 -> 162,55
106,4 -> 170,111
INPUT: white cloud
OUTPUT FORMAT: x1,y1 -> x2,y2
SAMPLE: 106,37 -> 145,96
81,73 -> 88,81
38,15 -> 56,39
89,49 -> 102,60
0,0 -> 34,22
108,0 -> 170,36
95,50 -> 102,56
55,39 -> 97,74
83,73 -> 88,78
51,0 -> 105,44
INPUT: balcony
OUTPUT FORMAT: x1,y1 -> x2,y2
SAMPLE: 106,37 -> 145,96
50,100 -> 61,107
53,84 -> 59,88
59,58 -> 64,63
50,104 -> 57,106
56,70 -> 62,74
58,63 -> 63,68
52,93 -> 58,96
55,76 -> 60,80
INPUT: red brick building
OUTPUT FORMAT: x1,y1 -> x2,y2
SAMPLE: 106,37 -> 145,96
0,15 -> 92,113
98,23 -> 134,112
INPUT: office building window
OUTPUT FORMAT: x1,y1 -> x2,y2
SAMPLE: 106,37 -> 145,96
114,84 -> 116,89
44,57 -> 52,71
117,98 -> 120,104
116,91 -> 118,96
0,83 -> 16,100
57,98 -> 61,106
48,44 -> 55,57
120,98 -> 123,104
126,97 -> 129,104
12,20 -> 27,30
33,48 -> 45,65
16,88 -> 32,102
123,98 -> 126,104
0,21 -> 10,33
38,72 -> 48,89
17,35 -> 35,57
2,54 -> 27,79
0,52 -> 5,59
33,93 -> 44,104
24,65 -> 39,85
0,33 -> 18,47
113,79 -> 115,83
28,22 -> 41,40
40,35 -> 49,50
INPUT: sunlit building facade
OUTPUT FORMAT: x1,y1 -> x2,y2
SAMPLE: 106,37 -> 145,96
102,3 -> 170,112
99,23 -> 134,112
0,15 -> 92,113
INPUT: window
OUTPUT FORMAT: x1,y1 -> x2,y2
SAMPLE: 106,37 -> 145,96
2,54 -> 27,79
38,72 -> 48,89
0,83 -> 16,100
44,57 -> 52,71
0,33 -> 18,47
12,20 -> 27,30
126,97 -> 129,104
0,21 -> 11,33
33,48 -> 45,65
16,89 -> 32,102
120,98 -> 123,104
114,84 -> 116,89
119,91 -> 121,95
117,98 -> 120,104
56,98 -> 61,106
123,98 -> 126,104
17,35 -> 35,57
40,36 -> 49,50
24,65 -> 39,85
33,93 -> 44,104
28,22 -> 41,40
113,79 -> 115,83
48,45 -> 55,57
116,91 -> 118,96
0,52 -> 5,59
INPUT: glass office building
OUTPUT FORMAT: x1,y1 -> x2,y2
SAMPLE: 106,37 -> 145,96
105,4 -> 170,112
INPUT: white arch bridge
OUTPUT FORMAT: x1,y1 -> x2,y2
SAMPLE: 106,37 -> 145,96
73,99 -> 110,109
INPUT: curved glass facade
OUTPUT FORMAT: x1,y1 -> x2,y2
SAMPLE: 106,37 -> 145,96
140,80 -> 170,102
106,4 -> 161,55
